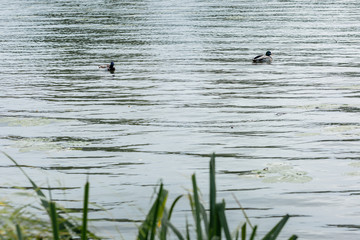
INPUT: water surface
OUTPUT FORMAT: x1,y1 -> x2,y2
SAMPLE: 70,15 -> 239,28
1,0 -> 360,239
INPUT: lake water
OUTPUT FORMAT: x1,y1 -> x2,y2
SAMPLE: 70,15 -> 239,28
1,0 -> 360,239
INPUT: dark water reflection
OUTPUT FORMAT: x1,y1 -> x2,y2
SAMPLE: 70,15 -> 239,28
1,0 -> 360,239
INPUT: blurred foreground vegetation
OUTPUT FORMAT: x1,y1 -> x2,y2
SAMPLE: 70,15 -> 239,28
0,152 -> 297,239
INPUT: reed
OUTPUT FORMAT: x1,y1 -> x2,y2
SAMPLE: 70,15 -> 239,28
2,152 -> 99,239
1,152 -> 298,239
81,181 -> 90,240
134,153 -> 297,240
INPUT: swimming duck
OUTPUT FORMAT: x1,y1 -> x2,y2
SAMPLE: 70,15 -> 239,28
99,62 -> 115,72
252,51 -> 272,63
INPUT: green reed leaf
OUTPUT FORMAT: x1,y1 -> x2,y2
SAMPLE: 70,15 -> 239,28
250,226 -> 258,240
137,183 -> 168,240
81,181 -> 90,240
241,223 -> 246,240
262,214 -> 290,240
168,195 -> 183,220
209,153 -> 217,239
191,174 -> 203,240
217,200 -> 231,240
16,224 -> 23,240
49,202 -> 59,240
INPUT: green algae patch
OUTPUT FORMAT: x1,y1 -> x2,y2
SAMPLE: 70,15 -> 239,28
346,162 -> 360,177
296,124 -> 360,138
349,162 -> 360,168
12,138 -> 64,152
10,137 -> 91,153
324,125 -> 360,134
0,117 -> 57,127
252,162 -> 312,183
346,172 -> 360,177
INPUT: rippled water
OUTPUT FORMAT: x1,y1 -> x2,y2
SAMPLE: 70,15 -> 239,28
1,0 -> 360,239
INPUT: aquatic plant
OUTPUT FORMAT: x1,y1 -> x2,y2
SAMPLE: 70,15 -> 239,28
137,154 -> 298,240
0,200 -> 53,239
1,152 -> 297,239
2,152 -> 99,239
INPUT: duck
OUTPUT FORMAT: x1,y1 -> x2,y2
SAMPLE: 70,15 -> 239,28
99,62 -> 115,72
252,51 -> 272,63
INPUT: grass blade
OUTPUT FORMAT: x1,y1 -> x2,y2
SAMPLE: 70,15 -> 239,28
137,183 -> 168,240
232,193 -> 254,229
168,195 -> 183,220
3,152 -> 48,208
2,152 -> 86,237
186,217 -> 191,240
200,203 -> 209,239
235,227 -> 240,240
262,214 -> 290,240
49,201 -> 60,240
217,200 -> 231,240
150,183 -> 164,240
161,195 -> 183,240
250,226 -> 257,240
191,174 -> 203,240
188,194 -> 195,224
288,235 -> 298,240
162,216 -> 185,240
160,209 -> 169,240
15,224 -> 23,240
81,181 -> 90,240
209,153 -> 217,239
241,223 -> 246,240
